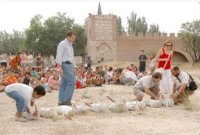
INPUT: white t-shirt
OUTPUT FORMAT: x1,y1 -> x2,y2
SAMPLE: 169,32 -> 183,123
173,71 -> 190,87
27,54 -> 34,63
5,83 -> 34,103
133,75 -> 158,91
106,71 -> 113,78
123,70 -> 138,81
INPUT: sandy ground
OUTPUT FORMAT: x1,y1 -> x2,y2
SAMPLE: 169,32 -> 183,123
0,65 -> 200,135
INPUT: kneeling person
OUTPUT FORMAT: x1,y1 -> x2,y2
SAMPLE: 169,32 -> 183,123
171,66 -> 194,103
5,83 -> 46,122
133,72 -> 162,101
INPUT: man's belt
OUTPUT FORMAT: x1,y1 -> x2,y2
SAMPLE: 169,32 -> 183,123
63,61 -> 72,64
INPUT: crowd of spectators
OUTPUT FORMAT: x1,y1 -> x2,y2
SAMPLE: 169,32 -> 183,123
0,52 -> 150,92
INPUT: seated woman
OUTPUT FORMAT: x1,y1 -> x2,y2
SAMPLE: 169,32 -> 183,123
104,67 -> 114,84
30,67 -> 38,77
22,72 -> 31,85
35,53 -> 43,71
48,74 -> 60,91
4,71 -> 17,85
112,68 -> 123,85
0,70 -> 17,91
86,73 -> 93,87
120,68 -> 138,85
9,53 -> 21,71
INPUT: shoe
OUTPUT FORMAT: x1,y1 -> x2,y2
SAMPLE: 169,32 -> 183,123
58,101 -> 72,106
15,117 -> 27,122
62,101 -> 72,106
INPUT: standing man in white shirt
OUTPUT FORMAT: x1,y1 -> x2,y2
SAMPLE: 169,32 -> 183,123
56,31 -> 76,106
5,83 -> 46,122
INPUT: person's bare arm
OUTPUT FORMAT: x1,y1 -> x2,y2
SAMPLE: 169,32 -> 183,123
155,49 -> 162,62
171,83 -> 187,100
144,87 -> 159,100
177,84 -> 187,96
32,104 -> 38,116
30,100 -> 34,106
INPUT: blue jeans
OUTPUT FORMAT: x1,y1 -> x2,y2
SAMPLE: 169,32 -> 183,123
6,91 -> 27,113
59,63 -> 76,104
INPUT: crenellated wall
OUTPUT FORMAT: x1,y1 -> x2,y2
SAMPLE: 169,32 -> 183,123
85,14 -> 192,63
116,33 -> 191,62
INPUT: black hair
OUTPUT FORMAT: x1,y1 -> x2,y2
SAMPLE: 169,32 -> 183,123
34,85 -> 46,96
117,68 -> 123,73
108,67 -> 113,72
66,31 -> 76,37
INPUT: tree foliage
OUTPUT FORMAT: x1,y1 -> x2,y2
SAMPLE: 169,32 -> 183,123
127,12 -> 148,36
72,24 -> 87,56
25,14 -> 44,53
117,16 -> 124,35
149,24 -> 160,36
0,30 -> 25,54
25,12 -> 86,56
180,20 -> 200,64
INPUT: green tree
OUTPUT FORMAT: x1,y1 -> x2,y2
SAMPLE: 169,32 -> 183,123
149,24 -> 160,36
41,12 -> 74,55
72,24 -> 87,56
141,17 -> 148,36
127,12 -> 137,34
25,14 -> 44,53
180,20 -> 200,65
25,12 -> 86,56
117,16 -> 124,35
0,30 -> 25,54
127,12 -> 148,36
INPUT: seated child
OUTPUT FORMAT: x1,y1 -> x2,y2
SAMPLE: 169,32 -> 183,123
48,74 -> 60,91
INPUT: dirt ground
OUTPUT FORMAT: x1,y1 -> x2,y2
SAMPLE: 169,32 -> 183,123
0,64 -> 200,135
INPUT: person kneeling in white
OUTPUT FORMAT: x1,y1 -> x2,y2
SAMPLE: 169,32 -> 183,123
133,72 -> 162,101
171,66 -> 192,103
5,83 -> 46,122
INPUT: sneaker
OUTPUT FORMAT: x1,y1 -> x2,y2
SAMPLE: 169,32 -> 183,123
58,101 -> 72,106
15,117 -> 27,122
58,102 -> 63,106
62,101 -> 72,106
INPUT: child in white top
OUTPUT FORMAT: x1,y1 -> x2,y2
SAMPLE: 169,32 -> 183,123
5,83 -> 46,122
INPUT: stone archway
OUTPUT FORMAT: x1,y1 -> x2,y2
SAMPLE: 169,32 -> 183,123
173,51 -> 188,62
96,42 -> 113,62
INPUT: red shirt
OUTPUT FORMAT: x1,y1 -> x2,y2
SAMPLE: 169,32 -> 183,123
158,48 -> 172,69
76,80 -> 82,89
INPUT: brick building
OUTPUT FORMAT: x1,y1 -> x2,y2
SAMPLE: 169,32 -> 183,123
85,14 -> 191,64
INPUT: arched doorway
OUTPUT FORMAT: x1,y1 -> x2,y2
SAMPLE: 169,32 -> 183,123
173,51 -> 188,62
96,42 -> 113,62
